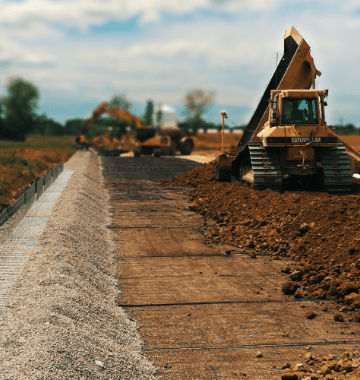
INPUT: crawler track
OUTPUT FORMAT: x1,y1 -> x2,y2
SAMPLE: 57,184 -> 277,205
248,143 -> 282,191
102,156 -> 360,379
319,142 -> 353,192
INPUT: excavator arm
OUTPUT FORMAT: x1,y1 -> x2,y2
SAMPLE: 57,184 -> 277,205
81,102 -> 108,133
104,107 -> 143,129
80,102 -> 143,136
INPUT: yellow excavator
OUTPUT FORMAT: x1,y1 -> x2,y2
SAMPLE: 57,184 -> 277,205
82,102 -> 195,157
216,26 -> 360,191
81,102 -> 142,132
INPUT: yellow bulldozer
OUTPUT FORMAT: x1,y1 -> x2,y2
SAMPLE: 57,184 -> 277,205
216,26 -> 360,192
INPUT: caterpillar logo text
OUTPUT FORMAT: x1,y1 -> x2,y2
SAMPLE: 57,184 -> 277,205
291,137 -> 321,143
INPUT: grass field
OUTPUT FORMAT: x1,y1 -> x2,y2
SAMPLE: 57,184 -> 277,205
0,136 -> 76,205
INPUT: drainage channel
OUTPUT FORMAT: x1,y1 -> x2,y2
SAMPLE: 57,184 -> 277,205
0,170 -> 73,312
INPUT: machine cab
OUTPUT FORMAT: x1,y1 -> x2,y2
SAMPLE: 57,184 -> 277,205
272,89 -> 325,127
259,89 -> 335,146
281,97 -> 319,125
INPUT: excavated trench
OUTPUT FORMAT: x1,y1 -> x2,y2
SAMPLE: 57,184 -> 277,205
102,156 -> 360,380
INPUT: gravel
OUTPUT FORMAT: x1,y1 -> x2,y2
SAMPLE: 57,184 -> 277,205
0,151 -> 158,380
120,150 -> 214,165
178,154 -> 214,164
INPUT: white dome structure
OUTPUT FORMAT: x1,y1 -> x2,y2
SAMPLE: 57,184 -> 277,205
154,104 -> 177,124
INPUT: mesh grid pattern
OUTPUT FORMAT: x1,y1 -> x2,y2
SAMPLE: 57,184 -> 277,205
0,170 -> 74,312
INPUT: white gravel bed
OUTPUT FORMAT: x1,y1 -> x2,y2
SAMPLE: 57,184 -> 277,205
0,151 -> 158,380
121,150 -> 214,164
177,154 -> 214,164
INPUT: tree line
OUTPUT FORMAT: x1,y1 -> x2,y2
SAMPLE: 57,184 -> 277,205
0,76 -> 356,141
0,79 -> 242,141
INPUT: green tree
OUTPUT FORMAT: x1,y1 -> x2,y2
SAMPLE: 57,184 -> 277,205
182,88 -> 215,132
143,99 -> 154,126
32,114 -> 64,136
0,103 -> 5,137
334,123 -> 359,135
88,117 -> 128,140
108,93 -> 132,111
156,104 -> 163,126
63,118 -> 85,136
1,77 -> 40,141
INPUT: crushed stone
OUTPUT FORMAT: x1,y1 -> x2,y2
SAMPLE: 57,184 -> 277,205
0,151 -> 158,380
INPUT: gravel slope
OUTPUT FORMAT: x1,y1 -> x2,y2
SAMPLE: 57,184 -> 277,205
0,151 -> 158,380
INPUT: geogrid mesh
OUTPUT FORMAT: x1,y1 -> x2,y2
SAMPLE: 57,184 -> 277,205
0,170 -> 74,312
0,163 -> 63,229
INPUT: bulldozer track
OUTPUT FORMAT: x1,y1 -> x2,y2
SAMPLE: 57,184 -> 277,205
248,143 -> 282,191
102,156 -> 360,380
319,142 -> 353,192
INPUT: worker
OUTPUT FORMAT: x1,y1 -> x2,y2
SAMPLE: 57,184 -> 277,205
282,102 -> 292,123
97,137 -> 104,155
291,101 -> 306,123
78,134 -> 86,151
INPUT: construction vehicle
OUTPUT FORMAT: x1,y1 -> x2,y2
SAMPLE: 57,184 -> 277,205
216,26 -> 360,192
134,122 -> 194,157
82,102 -> 143,132
83,103 -> 195,157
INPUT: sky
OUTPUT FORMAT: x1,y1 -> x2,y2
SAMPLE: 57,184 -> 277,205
0,0 -> 360,127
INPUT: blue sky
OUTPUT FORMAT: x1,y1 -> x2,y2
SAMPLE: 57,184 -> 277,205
0,0 -> 360,126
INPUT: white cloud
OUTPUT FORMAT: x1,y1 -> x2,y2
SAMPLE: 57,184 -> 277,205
0,39 -> 55,65
0,21 -> 64,40
0,0 -> 280,31
342,0 -> 360,12
209,0 -> 278,11
0,0 -> 208,29
0,0 -> 360,125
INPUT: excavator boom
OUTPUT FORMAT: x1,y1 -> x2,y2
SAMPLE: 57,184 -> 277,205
83,102 -> 108,131
81,103 -> 143,135
104,107 -> 143,129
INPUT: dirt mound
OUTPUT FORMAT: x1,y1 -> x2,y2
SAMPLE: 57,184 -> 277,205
161,160 -> 216,187
162,158 -> 360,377
279,351 -> 360,379
162,162 -> 360,316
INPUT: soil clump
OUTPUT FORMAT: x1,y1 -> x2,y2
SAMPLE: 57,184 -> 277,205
279,351 -> 360,379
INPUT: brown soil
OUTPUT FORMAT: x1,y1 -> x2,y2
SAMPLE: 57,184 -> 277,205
279,351 -> 360,379
0,146 -> 75,205
93,131 -> 243,154
161,136 -> 360,378
163,160 -> 360,309
193,131 -> 242,152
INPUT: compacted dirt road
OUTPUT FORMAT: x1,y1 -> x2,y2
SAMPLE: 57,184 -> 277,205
102,156 -> 360,380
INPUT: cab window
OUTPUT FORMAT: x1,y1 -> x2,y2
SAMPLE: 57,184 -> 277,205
281,98 -> 318,125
